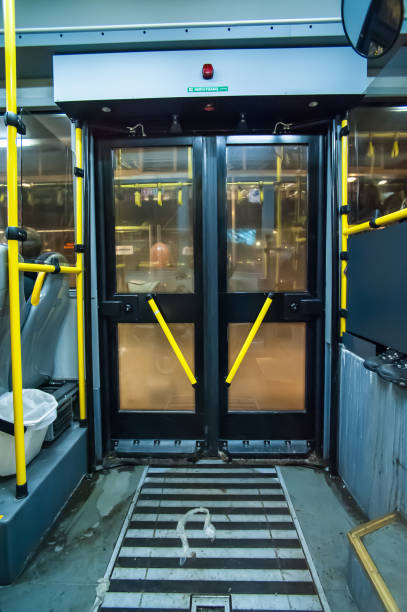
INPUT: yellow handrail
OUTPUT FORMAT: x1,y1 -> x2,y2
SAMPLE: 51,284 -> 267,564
146,295 -> 197,386
2,0 -> 87,497
30,272 -> 46,306
346,207 -> 407,237
75,124 -> 87,426
120,182 -> 192,188
226,293 -> 273,385
340,119 -> 349,337
3,0 -> 27,498
19,262 -> 81,274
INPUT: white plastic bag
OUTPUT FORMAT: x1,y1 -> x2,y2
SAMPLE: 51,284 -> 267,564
0,389 -> 57,430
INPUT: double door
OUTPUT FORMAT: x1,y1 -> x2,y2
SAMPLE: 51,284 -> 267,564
97,135 -> 324,455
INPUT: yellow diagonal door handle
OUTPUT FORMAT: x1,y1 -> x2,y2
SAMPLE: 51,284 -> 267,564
226,293 -> 273,386
146,295 -> 197,387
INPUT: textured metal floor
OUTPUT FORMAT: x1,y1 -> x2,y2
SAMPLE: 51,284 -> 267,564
99,463 -> 330,612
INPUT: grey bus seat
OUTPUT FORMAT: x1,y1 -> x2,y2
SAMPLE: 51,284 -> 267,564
20,251 -> 70,388
0,244 -> 25,395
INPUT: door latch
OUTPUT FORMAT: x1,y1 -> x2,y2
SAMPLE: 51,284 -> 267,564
99,299 -> 138,318
283,295 -> 323,319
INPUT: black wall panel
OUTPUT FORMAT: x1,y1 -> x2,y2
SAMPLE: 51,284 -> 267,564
347,221 -> 407,353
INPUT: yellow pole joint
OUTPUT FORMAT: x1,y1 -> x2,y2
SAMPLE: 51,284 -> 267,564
3,0 -> 28,498
75,124 -> 87,426
340,119 -> 349,337
226,293 -> 273,386
146,295 -> 197,387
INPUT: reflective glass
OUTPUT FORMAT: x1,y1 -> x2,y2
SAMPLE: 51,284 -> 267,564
118,323 -> 195,411
228,322 -> 306,412
19,113 -> 75,267
226,145 -> 308,292
114,147 -> 194,294
348,107 -> 407,225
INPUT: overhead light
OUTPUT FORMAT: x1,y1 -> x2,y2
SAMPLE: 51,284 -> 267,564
101,106 -> 111,113
169,114 -> 182,135
236,112 -> 249,132
348,176 -> 357,182
308,101 -> 319,108
378,179 -> 388,185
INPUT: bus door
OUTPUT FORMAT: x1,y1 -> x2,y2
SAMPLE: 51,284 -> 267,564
97,135 -> 324,455
217,136 -> 324,454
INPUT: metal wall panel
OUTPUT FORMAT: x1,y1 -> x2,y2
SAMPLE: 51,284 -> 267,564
339,347 -> 407,519
53,47 -> 368,103
347,222 -> 407,354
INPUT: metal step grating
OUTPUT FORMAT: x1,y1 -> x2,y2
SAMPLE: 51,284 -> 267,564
99,463 -> 330,612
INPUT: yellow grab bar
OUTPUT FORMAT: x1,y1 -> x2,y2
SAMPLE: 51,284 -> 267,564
226,293 -> 273,386
146,295 -> 197,387
346,207 -> 407,236
3,0 -> 28,498
30,271 -> 46,306
19,262 -> 81,274
75,124 -> 87,426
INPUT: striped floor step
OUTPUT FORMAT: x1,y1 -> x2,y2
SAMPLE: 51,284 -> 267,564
99,463 -> 330,612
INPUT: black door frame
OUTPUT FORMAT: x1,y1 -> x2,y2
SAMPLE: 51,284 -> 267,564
95,133 -> 326,456
216,135 -> 325,452
96,136 -> 205,446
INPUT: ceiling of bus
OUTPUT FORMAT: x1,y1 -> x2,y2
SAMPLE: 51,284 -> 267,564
0,0 -> 343,29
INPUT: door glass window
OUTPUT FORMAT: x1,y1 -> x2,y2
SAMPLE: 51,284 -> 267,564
113,146 -> 194,294
228,322 -> 306,412
226,145 -> 308,292
118,323 -> 195,411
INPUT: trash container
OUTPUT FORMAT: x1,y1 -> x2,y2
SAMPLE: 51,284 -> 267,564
0,389 -> 57,477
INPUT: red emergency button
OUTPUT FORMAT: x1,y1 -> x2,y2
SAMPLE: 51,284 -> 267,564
202,64 -> 214,79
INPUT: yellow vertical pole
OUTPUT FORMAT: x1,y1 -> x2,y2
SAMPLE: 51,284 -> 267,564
275,151 -> 283,288
3,0 -> 28,498
75,123 -> 86,425
340,119 -> 349,336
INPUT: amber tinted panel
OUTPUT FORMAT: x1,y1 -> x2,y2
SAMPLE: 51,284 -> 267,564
226,145 -> 308,293
118,323 -> 195,411
228,323 -> 305,412
114,147 -> 194,294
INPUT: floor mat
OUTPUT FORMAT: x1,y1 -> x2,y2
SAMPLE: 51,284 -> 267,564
99,462 -> 330,611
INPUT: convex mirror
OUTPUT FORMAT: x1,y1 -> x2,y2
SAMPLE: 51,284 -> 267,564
342,0 -> 404,58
